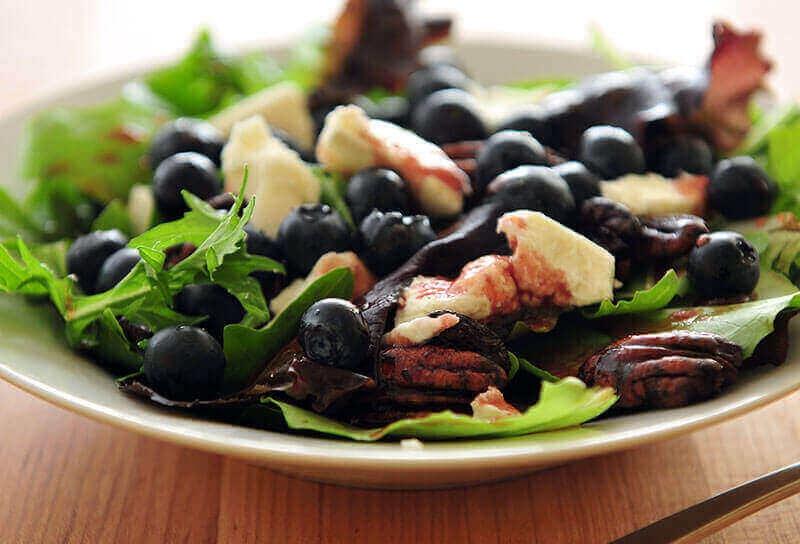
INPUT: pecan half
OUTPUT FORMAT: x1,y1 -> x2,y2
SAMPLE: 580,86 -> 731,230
579,331 -> 743,409
579,197 -> 708,279
639,215 -> 709,260
350,313 -> 510,425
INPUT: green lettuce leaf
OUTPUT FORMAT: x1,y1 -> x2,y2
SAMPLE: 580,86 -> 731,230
585,269 -> 688,318
0,186 -> 45,239
145,30 -> 238,116
21,97 -> 165,204
615,292 -> 800,358
281,26 -> 329,91
750,228 -> 800,284
736,103 -> 800,158
222,267 -> 354,390
503,77 -> 575,92
262,377 -> 616,441
145,27 -> 327,116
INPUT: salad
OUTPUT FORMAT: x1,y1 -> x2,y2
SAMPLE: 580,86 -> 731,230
2,0 -> 800,442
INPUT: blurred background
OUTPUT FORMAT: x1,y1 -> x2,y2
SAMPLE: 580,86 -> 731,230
0,0 -> 796,110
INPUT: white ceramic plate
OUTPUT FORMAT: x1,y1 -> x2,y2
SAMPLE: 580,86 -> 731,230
2,42 -> 799,490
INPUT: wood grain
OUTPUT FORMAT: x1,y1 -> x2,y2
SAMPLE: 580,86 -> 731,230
1,380 -> 799,543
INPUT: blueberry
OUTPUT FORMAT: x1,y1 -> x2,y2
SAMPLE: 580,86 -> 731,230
174,284 -> 245,340
359,210 -> 436,275
153,152 -> 221,220
95,248 -> 141,293
577,125 -> 645,180
487,165 -> 576,224
649,135 -> 713,178
708,156 -> 778,220
244,224 -> 283,261
688,231 -> 760,298
495,107 -> 554,148
475,130 -> 548,194
553,161 -> 601,207
66,229 -> 128,293
299,299 -> 369,369
345,168 -> 410,223
142,325 -> 226,400
411,89 -> 488,145
276,204 -> 352,276
407,64 -> 469,108
149,118 -> 225,168
244,224 -> 286,299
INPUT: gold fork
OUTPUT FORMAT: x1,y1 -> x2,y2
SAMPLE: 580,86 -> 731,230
613,461 -> 800,543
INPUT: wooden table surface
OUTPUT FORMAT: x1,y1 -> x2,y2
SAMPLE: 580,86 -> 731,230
3,3 -> 800,543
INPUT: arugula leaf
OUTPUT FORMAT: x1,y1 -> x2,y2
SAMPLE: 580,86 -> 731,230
223,267 -> 354,390
585,270 -> 689,318
263,377 -> 616,441
314,167 -> 354,228
0,238 -> 72,314
21,97 -> 164,204
91,200 -> 132,234
0,185 -> 282,366
0,238 -> 69,278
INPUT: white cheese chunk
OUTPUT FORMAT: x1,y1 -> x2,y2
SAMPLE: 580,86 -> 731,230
497,211 -> 615,307
600,173 -> 707,216
315,105 -> 469,217
382,313 -> 461,347
394,212 -> 615,329
210,82 -> 315,149
270,251 -> 376,314
221,116 -> 320,237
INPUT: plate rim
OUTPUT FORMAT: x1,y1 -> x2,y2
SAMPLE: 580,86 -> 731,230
2,356 -> 799,469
